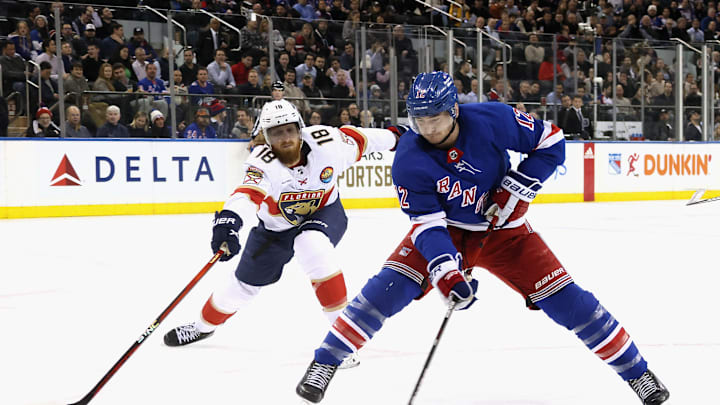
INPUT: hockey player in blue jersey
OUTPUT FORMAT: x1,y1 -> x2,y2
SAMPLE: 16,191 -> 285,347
296,72 -> 669,404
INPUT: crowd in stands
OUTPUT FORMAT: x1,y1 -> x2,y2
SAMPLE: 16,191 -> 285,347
1,0 -> 720,140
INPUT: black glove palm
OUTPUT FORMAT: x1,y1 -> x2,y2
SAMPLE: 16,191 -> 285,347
211,210 -> 243,261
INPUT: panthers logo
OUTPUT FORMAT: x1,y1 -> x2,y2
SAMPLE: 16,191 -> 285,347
278,190 -> 325,225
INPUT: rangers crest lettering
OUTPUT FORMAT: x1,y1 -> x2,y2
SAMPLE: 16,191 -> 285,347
278,190 -> 325,225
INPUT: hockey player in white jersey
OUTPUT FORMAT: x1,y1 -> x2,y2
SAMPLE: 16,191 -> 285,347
163,100 -> 400,369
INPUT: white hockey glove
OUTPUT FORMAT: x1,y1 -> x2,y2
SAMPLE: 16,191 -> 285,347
428,255 -> 478,311
485,170 -> 542,228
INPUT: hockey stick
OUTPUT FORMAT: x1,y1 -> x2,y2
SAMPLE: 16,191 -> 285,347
407,301 -> 457,405
686,189 -> 720,206
67,249 -> 225,405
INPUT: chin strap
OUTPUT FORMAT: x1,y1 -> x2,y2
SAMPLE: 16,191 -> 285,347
429,119 -> 457,146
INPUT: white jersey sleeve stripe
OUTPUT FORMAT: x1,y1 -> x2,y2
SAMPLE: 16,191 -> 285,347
410,211 -> 448,244
535,121 -> 564,151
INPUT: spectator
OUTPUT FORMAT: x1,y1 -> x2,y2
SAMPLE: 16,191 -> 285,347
36,39 -> 63,80
647,109 -> 674,141
26,107 -> 60,137
100,23 -> 125,61
207,49 -> 237,94
0,42 -> 28,105
392,25 -> 415,77
72,6 -> 93,38
339,42 -> 355,72
237,69 -> 263,96
546,83 -> 565,105
107,45 -> 136,83
197,19 -> 226,67
517,9 -> 536,34
456,79 -> 474,104
183,108 -> 216,138
189,67 -> 215,106
259,74 -> 274,95
295,53 -> 317,87
9,21 -> 33,61
95,7 -> 116,39
231,108 -> 253,139
672,17 -> 691,42
301,73 -> 324,105
685,110 -> 702,141
272,3 -> 294,34
253,56 -> 272,86
329,70 -> 355,109
617,71 -> 638,99
313,55 -> 333,95
127,27 -> 157,61
64,105 -> 91,137
283,37 -> 302,68
331,108 -> 351,127
60,41 -> 76,75
149,109 -> 171,138
260,18 -> 285,52
327,57 -> 354,90
132,47 -> 161,82
309,110 -> 323,126
232,53 -> 254,86
241,20 -> 266,60
112,62 -> 135,92
37,61 -> 59,108
91,63 -> 117,104
65,61 -> 89,106
209,101 -> 231,138
313,20 -> 335,60
76,24 -> 100,57
516,80 -> 533,103
705,20 -> 719,40
613,85 -> 633,118
137,63 -> 169,117
454,61 -> 473,94
685,83 -> 702,106
30,15 -> 50,55
343,10 -> 362,44
563,95 -> 586,139
295,23 -> 317,58
282,70 -> 310,115
275,51 -> 292,84
596,51 -> 613,82
97,105 -> 129,137
538,53 -> 565,82
688,19 -> 704,42
128,111 -> 149,137
179,49 -> 198,87
293,0 -> 316,23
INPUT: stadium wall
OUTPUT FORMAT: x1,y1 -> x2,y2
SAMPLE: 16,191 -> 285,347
0,139 -> 718,219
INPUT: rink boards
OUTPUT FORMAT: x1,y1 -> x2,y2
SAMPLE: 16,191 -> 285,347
0,138 -> 718,218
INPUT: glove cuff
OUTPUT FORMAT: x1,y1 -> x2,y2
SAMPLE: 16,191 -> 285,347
213,210 -> 243,230
501,170 -> 542,203
428,255 -> 460,295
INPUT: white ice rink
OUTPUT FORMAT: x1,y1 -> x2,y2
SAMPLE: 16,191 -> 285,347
1,200 -> 718,405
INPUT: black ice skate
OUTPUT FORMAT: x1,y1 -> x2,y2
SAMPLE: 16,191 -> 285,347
296,360 -> 338,403
628,369 -> 670,405
163,323 -> 214,347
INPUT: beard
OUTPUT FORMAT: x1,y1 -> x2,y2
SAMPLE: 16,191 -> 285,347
272,140 -> 303,165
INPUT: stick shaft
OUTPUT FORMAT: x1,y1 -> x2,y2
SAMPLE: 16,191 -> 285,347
68,251 -> 224,405
407,302 -> 456,405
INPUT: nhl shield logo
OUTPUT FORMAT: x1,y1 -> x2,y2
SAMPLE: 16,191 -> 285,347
279,190 -> 325,225
608,153 -> 621,175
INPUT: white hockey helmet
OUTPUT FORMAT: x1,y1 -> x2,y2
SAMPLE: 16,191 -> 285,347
258,99 -> 305,141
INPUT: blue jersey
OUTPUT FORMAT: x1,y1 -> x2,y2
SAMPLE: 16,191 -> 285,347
392,102 -> 565,266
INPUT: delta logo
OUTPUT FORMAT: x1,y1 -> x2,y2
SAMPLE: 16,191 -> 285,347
49,153 -> 215,187
51,154 -> 82,186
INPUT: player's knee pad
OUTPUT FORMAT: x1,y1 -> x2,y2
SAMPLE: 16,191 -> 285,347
330,268 -> 419,352
201,276 -> 261,326
535,282 -> 600,331
294,230 -> 339,280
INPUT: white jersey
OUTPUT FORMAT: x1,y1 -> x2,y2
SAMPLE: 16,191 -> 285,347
224,125 -> 397,232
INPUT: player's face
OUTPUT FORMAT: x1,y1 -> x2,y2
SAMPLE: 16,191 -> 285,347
412,111 -> 457,147
267,123 -> 302,165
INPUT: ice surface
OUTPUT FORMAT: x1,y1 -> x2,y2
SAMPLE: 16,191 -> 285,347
1,200 -> 717,404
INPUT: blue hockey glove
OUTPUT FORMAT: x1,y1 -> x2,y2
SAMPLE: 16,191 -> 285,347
211,210 -> 243,261
485,170 -> 542,228
428,255 -> 478,310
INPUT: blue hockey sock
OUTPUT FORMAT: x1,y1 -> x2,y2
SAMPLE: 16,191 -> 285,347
314,268 -> 421,365
536,283 -> 648,380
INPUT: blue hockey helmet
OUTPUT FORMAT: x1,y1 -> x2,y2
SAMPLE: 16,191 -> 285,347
406,72 -> 458,133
